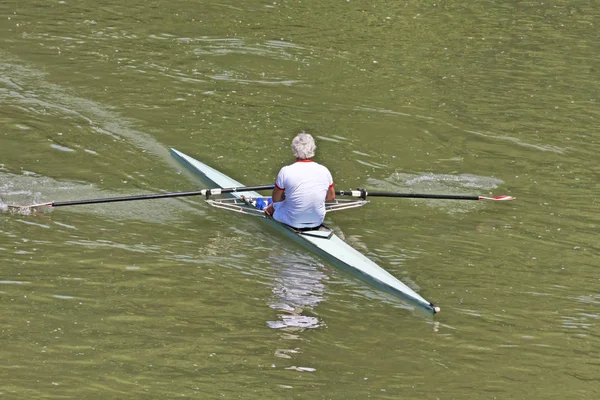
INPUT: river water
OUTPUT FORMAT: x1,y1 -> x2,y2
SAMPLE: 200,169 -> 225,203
1,1 -> 599,398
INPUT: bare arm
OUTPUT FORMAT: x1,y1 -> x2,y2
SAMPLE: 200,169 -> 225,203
325,184 -> 336,201
272,187 -> 285,203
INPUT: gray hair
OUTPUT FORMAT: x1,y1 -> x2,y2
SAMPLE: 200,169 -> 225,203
291,132 -> 316,159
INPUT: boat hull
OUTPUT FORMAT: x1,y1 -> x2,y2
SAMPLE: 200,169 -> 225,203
171,148 -> 437,313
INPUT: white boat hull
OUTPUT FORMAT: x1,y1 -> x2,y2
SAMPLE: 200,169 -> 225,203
171,148 -> 438,313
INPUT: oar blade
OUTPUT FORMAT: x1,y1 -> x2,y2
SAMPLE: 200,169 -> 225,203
6,202 -> 52,210
478,195 -> 516,201
20,202 -> 52,208
1,202 -> 51,216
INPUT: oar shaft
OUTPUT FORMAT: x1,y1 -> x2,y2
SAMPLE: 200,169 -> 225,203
335,190 -> 514,201
369,192 -> 480,200
45,184 -> 275,207
51,191 -> 203,207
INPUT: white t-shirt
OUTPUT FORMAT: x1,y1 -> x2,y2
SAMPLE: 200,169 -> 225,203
272,160 -> 334,229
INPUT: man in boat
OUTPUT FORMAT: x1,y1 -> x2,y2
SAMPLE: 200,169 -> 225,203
263,132 -> 336,229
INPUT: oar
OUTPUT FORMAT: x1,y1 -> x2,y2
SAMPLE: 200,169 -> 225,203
7,184 -> 275,210
336,189 -> 515,201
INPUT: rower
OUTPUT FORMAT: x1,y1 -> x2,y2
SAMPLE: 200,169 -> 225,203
264,132 -> 335,229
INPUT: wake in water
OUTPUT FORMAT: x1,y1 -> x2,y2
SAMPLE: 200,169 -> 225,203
365,172 -> 509,213
0,177 -> 45,216
0,200 -> 35,216
389,171 -> 505,190
0,54 -> 211,222
0,172 -> 202,222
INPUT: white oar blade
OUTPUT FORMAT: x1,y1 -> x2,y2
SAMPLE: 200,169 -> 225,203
6,202 -> 52,210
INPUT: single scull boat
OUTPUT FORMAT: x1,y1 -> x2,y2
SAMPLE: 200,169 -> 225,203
171,148 -> 439,314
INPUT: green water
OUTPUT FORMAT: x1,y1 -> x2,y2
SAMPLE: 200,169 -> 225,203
1,0 -> 599,398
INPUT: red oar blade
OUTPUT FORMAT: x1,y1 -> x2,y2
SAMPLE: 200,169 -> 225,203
478,195 -> 515,201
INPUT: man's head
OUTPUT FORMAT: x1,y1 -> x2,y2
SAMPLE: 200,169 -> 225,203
291,132 -> 316,160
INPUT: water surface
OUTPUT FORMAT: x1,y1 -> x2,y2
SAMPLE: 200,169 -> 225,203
1,0 -> 599,398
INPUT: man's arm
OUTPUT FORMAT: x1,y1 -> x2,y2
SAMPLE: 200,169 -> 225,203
264,186 -> 284,216
272,187 -> 285,203
325,184 -> 335,201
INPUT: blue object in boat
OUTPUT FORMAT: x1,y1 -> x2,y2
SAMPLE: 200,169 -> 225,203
255,197 -> 273,210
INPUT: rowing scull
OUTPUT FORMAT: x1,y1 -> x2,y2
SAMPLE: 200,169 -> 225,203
171,148 -> 439,314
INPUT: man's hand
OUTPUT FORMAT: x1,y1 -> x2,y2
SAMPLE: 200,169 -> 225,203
264,203 -> 275,216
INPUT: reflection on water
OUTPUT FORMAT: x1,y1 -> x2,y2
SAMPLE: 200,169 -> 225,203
265,253 -> 327,331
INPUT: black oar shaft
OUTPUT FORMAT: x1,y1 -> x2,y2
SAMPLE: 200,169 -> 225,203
368,192 -> 479,200
48,184 -> 275,207
51,191 -> 202,207
335,190 -> 479,201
